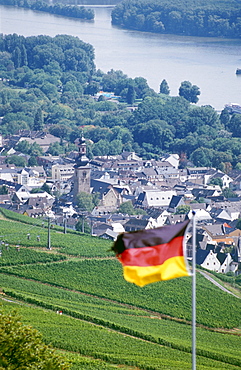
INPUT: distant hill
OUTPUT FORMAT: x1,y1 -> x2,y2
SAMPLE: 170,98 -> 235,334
112,0 -> 241,38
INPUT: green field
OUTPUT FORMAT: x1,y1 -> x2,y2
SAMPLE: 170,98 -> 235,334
0,211 -> 241,369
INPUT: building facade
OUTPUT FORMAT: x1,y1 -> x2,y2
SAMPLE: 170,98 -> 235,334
73,136 -> 91,197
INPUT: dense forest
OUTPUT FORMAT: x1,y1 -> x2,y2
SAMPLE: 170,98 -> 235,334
111,0 -> 241,38
2,0 -> 241,37
0,33 -> 241,172
0,0 -> 94,20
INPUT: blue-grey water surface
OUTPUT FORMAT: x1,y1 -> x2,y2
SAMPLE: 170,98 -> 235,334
1,5 -> 241,110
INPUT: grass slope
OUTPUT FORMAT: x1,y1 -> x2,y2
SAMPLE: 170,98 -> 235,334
1,299 -> 240,370
2,259 -> 240,328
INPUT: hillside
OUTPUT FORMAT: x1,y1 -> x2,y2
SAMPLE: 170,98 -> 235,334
0,211 -> 241,369
2,33 -> 241,168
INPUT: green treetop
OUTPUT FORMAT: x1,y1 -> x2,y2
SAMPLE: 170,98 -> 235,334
0,309 -> 70,370
159,79 -> 170,95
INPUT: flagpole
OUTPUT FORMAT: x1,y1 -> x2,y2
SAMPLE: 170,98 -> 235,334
192,211 -> 196,370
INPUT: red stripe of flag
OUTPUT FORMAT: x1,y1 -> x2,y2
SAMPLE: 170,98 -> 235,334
118,236 -> 184,267
112,220 -> 190,286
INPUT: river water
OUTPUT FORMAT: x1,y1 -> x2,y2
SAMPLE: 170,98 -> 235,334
1,5 -> 241,110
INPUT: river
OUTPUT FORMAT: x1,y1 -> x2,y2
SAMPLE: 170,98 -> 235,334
1,4 -> 241,110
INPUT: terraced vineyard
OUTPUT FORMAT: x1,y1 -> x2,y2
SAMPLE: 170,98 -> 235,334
0,211 -> 241,369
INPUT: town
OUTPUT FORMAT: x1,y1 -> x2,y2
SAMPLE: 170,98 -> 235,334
0,130 -> 240,275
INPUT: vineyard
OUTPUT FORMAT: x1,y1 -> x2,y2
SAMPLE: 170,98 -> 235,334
0,211 -> 241,369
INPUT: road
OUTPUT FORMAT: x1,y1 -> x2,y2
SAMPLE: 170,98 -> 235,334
198,271 -> 240,299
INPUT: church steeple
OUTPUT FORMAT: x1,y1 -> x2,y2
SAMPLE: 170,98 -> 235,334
74,136 -> 89,167
73,135 -> 91,196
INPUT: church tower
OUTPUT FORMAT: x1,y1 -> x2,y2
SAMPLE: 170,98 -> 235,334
73,136 -> 91,197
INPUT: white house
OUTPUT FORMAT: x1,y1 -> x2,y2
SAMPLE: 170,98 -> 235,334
145,209 -> 170,228
111,222 -> 125,234
140,189 -> 177,208
196,250 -> 220,272
196,249 -> 238,274
161,154 -> 179,169
217,253 -> 238,274
187,209 -> 212,222
207,171 -> 233,188
52,164 -> 75,181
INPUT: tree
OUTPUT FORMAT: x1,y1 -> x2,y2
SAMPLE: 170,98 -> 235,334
118,201 -> 136,215
209,177 -> 223,188
110,126 -> 133,144
5,155 -> 27,167
76,191 -> 95,212
75,218 -> 91,234
130,96 -> 164,125
0,309 -> 69,369
126,84 -> 136,105
33,107 -> 44,131
133,76 -> 150,99
190,147 -> 213,167
28,156 -> 38,166
118,201 -> 146,215
228,114 -> 241,137
235,218 -> 241,230
29,142 -> 43,156
85,127 -> 112,143
179,81 -> 200,103
21,44 -> 28,66
40,82 -> 59,102
222,187 -> 237,199
49,124 -> 71,139
12,46 -> 21,68
92,139 -> 109,156
98,94 -> 105,102
41,182 -> 52,194
175,205 -> 191,214
92,192 -> 100,207
47,142 -> 65,156
15,140 -> 31,154
0,185 -> 8,194
84,81 -> 99,96
108,139 -> 123,155
159,79 -> 170,95
31,188 -> 44,193
187,105 -> 220,132
132,119 -> 174,151
220,108 -> 230,128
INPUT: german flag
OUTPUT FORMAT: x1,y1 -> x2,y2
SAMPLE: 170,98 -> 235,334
112,220 -> 190,287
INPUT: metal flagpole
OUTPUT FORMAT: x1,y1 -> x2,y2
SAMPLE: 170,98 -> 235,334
192,211 -> 196,370
47,217 -> 51,250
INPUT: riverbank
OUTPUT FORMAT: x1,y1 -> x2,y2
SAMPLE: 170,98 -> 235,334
1,5 -> 241,110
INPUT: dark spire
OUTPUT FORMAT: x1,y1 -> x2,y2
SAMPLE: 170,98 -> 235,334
74,136 -> 89,167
